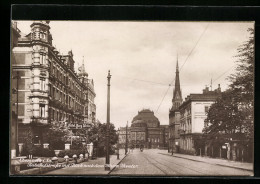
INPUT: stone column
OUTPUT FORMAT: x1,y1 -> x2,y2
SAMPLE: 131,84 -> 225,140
227,143 -> 230,160
87,142 -> 93,159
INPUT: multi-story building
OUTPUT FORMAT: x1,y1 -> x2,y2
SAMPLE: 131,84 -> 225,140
118,127 -> 131,149
160,125 -> 169,149
130,120 -> 147,148
11,21 -> 21,158
178,86 -> 221,155
119,109 -> 169,149
11,21 -> 96,154
118,109 -> 169,149
169,59 -> 182,153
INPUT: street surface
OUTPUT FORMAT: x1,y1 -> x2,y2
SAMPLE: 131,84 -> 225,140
110,149 -> 253,176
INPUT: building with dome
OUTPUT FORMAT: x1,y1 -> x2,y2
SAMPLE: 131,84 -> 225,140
118,109 -> 169,149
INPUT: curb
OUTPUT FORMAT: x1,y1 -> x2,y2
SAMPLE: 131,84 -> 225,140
159,152 -> 253,172
108,153 -> 129,175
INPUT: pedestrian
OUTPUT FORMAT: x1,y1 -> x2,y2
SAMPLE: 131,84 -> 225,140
171,148 -> 174,156
131,145 -> 134,152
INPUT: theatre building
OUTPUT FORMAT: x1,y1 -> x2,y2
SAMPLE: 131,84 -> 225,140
11,21 -> 96,155
118,109 -> 169,149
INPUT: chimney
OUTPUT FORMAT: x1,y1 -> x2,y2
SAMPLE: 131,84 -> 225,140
218,84 -> 221,93
203,85 -> 209,94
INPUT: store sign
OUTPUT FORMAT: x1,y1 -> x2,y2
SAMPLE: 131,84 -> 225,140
68,123 -> 92,129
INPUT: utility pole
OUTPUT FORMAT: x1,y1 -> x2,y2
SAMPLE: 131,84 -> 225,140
125,121 -> 128,155
105,70 -> 111,171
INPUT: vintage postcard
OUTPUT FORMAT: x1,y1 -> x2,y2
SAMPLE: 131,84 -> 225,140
10,20 -> 254,176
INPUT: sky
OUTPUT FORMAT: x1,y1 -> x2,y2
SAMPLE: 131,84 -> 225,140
15,21 -> 254,129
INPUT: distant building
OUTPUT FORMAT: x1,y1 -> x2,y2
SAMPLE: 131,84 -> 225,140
118,126 -> 131,148
118,109 -> 169,149
179,85 -> 221,155
11,21 -> 96,153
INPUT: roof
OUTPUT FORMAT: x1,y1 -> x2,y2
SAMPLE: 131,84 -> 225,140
179,93 -> 220,109
132,109 -> 160,128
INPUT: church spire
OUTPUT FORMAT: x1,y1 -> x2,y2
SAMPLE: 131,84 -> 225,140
176,54 -> 179,72
171,55 -> 182,111
174,57 -> 181,96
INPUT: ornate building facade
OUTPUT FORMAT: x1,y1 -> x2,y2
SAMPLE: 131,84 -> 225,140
118,109 -> 169,149
11,21 -> 96,152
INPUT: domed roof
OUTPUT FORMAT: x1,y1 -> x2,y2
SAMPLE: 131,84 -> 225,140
131,120 -> 147,127
132,109 -> 160,128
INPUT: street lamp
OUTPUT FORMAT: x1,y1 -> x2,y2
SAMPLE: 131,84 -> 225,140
105,70 -> 111,171
125,121 -> 128,155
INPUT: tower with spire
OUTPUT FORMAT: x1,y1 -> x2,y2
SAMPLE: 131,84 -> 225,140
78,56 -> 88,84
171,56 -> 183,111
169,55 -> 182,153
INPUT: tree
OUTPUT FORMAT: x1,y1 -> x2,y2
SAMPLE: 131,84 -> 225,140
228,27 -> 254,139
204,28 -> 254,142
203,90 -> 246,141
88,122 -> 118,146
228,28 -> 254,107
45,120 -> 73,150
23,127 -> 35,156
88,122 -> 118,156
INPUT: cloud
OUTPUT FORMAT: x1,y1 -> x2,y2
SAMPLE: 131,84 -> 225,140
14,21 -> 254,129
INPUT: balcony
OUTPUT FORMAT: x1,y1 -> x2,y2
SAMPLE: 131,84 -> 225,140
30,116 -> 49,126
74,109 -> 83,116
179,129 -> 186,135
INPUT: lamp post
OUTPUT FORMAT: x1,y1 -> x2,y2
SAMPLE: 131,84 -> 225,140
11,71 -> 20,158
11,71 -> 21,174
105,70 -> 111,171
125,121 -> 128,155
117,128 -> 120,160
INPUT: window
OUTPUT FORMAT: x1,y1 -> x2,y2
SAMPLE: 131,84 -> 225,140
40,32 -> 46,39
40,78 -> 45,91
39,104 -> 45,118
52,66 -> 55,75
59,91 -> 62,101
205,106 -> 209,113
33,135 -> 40,144
40,54 -> 46,65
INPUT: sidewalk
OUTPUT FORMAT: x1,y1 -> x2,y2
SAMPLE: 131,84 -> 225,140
159,150 -> 253,171
43,149 -> 127,175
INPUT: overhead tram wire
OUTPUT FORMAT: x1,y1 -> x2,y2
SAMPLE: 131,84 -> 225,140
116,75 -> 169,86
156,23 -> 210,113
114,74 -> 201,87
179,23 -> 210,71
205,64 -> 236,88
